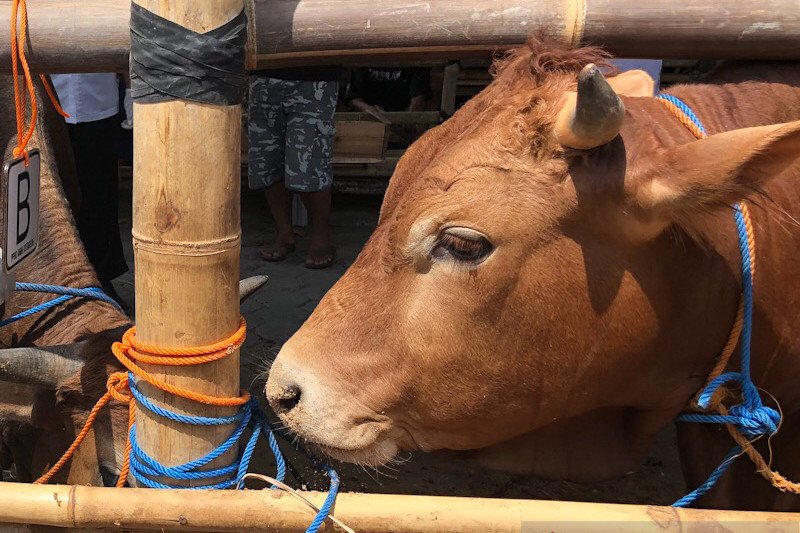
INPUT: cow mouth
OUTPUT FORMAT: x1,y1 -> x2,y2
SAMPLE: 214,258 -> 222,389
265,358 -> 409,466
274,413 -> 403,467
313,437 -> 401,467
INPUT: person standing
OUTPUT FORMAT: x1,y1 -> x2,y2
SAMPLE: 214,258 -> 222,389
345,67 -> 433,148
51,73 -> 129,306
248,66 -> 341,269
345,67 -> 432,113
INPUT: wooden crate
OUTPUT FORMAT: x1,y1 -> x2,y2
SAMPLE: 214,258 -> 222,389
333,120 -> 388,164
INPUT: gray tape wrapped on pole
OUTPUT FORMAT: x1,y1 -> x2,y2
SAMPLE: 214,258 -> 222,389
1,0 -> 800,73
129,3 -> 247,104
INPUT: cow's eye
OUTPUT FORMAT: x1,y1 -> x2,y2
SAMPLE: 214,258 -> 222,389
433,228 -> 493,263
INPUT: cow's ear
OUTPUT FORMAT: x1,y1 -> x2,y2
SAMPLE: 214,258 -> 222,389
635,121 -> 800,217
607,70 -> 655,97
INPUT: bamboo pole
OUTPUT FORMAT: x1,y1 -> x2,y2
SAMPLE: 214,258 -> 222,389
131,0 -> 244,487
440,62 -> 460,117
2,0 -> 800,73
0,482 -> 797,532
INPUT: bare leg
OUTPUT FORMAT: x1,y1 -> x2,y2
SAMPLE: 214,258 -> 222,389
299,188 -> 334,268
262,182 -> 296,261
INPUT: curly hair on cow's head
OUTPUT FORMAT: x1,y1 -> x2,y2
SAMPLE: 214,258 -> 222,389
476,35 -> 616,159
377,36 -> 618,215
491,34 -> 613,86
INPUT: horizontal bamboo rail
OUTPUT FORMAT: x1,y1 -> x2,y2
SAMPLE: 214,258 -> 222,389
0,482 -> 797,532
1,0 -> 800,73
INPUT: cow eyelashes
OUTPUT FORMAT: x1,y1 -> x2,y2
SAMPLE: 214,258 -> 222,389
433,229 -> 493,264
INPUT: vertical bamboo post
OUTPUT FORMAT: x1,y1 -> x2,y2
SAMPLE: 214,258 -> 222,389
440,61 -> 459,117
131,0 -> 245,486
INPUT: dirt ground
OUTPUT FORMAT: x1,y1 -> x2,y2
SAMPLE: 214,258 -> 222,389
114,175 -> 687,505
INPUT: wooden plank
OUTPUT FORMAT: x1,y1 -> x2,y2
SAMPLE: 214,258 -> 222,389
440,62 -> 459,116
333,121 -> 387,161
3,0 -> 800,73
132,0 -> 244,487
334,111 -> 441,125
458,69 -> 493,81
334,177 -> 391,194
334,157 -> 400,178
456,86 -> 485,97
333,157 -> 385,165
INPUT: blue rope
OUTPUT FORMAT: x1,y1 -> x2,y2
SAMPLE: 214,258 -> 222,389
660,94 -> 781,507
129,374 -> 335,532
129,380 -> 245,426
655,93 -> 707,136
306,467 -> 340,533
271,428 -> 341,533
671,446 -> 743,508
0,282 -> 122,327
128,375 -> 280,488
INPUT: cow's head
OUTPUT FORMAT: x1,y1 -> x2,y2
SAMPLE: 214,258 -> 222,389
267,41 -> 800,477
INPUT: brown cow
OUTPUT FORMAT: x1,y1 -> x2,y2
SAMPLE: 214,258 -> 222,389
0,75 -> 130,485
0,76 -> 267,486
267,39 -> 800,511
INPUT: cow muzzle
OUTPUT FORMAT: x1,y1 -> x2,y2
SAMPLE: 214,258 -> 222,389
266,353 -> 399,466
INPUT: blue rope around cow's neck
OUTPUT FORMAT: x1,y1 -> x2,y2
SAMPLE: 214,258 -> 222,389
0,282 -> 122,327
657,94 -> 782,507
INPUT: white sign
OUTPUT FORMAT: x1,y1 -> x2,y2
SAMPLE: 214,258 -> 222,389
4,150 -> 40,272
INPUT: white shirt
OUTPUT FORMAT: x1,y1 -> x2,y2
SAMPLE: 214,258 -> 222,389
51,73 -> 120,124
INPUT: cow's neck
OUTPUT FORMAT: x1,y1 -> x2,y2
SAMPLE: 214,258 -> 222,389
0,80 -> 130,348
457,69 -> 800,481
661,69 -> 800,407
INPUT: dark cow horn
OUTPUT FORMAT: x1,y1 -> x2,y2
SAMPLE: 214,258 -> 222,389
0,344 -> 86,389
554,63 -> 625,150
239,275 -> 269,304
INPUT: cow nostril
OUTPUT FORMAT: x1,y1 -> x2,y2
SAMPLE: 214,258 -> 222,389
277,385 -> 302,413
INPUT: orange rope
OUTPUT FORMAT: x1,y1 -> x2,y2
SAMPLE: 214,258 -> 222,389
10,0 -> 36,164
656,96 -> 749,394
9,0 -> 70,166
34,318 -> 247,486
657,99 -> 707,140
39,74 -> 70,118
658,97 -> 800,496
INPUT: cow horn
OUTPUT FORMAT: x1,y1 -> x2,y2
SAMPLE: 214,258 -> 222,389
554,63 -> 625,150
0,344 -> 86,389
239,275 -> 269,304
0,277 -> 267,388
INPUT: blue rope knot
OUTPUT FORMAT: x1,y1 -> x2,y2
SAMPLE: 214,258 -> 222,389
688,372 -> 780,439
727,404 -> 780,439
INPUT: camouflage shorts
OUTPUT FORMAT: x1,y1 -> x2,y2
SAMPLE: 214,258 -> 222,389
247,76 -> 338,192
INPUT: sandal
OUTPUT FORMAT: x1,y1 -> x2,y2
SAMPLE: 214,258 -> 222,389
260,242 -> 296,262
305,246 -> 336,269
